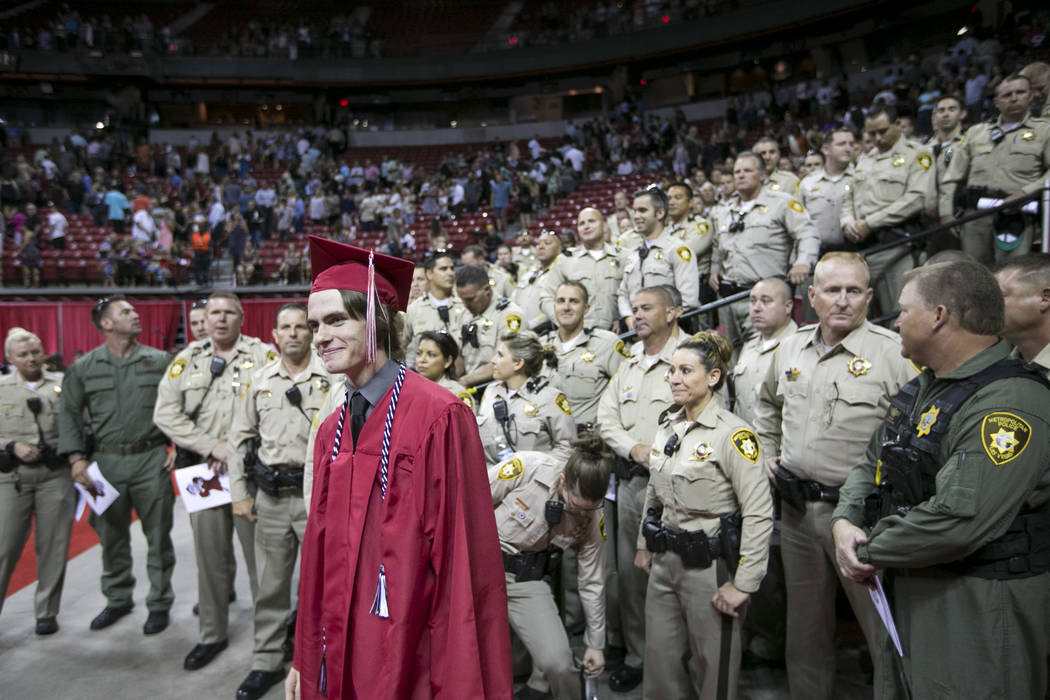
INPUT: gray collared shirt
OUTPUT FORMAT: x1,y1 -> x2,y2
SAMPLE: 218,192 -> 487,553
347,359 -> 399,420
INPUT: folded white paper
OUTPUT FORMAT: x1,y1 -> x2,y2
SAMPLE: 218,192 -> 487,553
173,463 -> 232,513
869,575 -> 904,657
74,462 -> 120,519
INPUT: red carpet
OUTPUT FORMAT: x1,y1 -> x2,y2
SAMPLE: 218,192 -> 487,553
7,515 -> 100,596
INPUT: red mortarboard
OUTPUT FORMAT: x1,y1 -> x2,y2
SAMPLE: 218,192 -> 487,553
308,235 -> 414,311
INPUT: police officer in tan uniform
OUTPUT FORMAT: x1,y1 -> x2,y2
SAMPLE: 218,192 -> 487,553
597,285 -> 682,692
842,105 -> 933,315
923,95 -> 967,254
0,328 -> 74,635
227,303 -> 332,700
540,207 -> 624,331
492,438 -> 610,700
511,230 -> 540,273
800,128 -> 855,254
1020,61 -> 1050,118
754,252 -> 916,700
514,230 -> 562,330
402,251 -> 464,367
940,74 -> 1050,265
709,152 -> 820,347
755,137 -> 801,194
636,331 -> 773,700
540,281 -> 628,428
730,279 -> 797,426
667,181 -> 716,326
476,332 -> 575,466
454,264 -> 525,387
462,244 -> 516,299
995,254 -> 1050,376
154,291 -> 273,671
606,190 -> 631,239
617,186 -> 700,328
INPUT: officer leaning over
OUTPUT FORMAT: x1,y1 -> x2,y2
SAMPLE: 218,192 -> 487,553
154,290 -> 273,671
227,303 -> 333,700
0,328 -> 75,635
58,296 -> 175,636
833,260 -> 1050,698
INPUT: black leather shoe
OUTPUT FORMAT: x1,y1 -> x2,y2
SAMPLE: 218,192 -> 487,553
514,687 -> 553,700
609,665 -> 643,692
89,604 -> 134,630
183,640 -> 228,670
236,669 -> 286,700
143,611 -> 169,635
35,617 -> 59,635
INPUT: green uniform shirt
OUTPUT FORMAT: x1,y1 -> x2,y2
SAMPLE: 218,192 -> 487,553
833,340 -> 1050,569
58,343 -> 170,455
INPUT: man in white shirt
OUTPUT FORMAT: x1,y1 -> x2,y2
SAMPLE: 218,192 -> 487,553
132,207 -> 157,245
46,206 -> 68,250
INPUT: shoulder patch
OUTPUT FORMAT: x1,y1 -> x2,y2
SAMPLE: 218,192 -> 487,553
917,153 -> 932,170
457,391 -> 475,412
676,246 -> 692,262
497,457 -> 525,481
731,429 -> 760,463
981,412 -> 1031,466
555,393 -> 573,416
615,339 -> 631,359
505,313 -> 522,332
697,220 -> 710,235
267,349 -> 278,362
788,199 -> 804,213
599,512 -> 607,541
169,357 -> 186,379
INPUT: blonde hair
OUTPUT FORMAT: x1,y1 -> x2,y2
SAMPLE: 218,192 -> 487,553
813,251 -> 870,288
677,331 -> 733,390
5,327 -> 42,358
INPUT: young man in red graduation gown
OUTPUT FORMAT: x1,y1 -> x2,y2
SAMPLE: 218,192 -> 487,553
286,237 -> 512,700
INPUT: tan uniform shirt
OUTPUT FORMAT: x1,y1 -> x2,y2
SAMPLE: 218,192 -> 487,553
512,246 -> 538,272
766,169 -> 801,195
490,450 -> 606,650
436,374 -> 475,413
923,132 -> 964,217
799,168 -> 850,248
513,261 -> 556,330
0,370 -> 63,451
711,189 -> 820,284
613,228 -> 643,252
476,378 -> 576,466
754,321 -> 916,486
639,403 -> 773,593
617,229 -> 700,318
402,292 -> 466,367
667,215 -> 715,276
459,295 -> 525,375
488,264 -> 517,300
540,327 -> 629,426
226,353 -> 334,502
539,244 -> 625,330
597,333 -> 680,460
153,335 -> 274,459
730,321 -> 797,426
842,136 -> 933,231
938,117 -> 1050,217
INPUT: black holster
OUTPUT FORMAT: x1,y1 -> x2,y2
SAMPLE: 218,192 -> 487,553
249,463 -> 305,497
941,506 -> 1050,580
719,510 -> 743,577
773,466 -> 807,512
612,456 -> 647,483
642,506 -> 667,552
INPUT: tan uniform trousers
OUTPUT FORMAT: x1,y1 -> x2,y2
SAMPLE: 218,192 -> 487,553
644,552 -> 742,700
190,501 -> 258,643
960,214 -> 1034,267
617,475 -> 649,668
252,488 -> 307,671
0,466 -> 75,618
864,244 -> 915,318
781,501 -> 885,700
506,572 -> 581,700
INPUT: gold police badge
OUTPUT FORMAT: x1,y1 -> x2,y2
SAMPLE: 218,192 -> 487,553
1022,130 -> 1035,141
580,350 -> 596,363
523,402 -> 539,416
916,405 -> 940,437
731,429 -> 760,463
693,442 -> 714,461
892,155 -> 906,167
847,356 -> 872,377
981,412 -> 1031,466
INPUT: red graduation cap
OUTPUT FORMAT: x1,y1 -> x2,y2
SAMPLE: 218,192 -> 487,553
308,235 -> 414,311
308,235 -> 415,363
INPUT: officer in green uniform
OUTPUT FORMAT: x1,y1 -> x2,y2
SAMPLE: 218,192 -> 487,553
228,303 -> 333,700
154,291 -> 273,671
0,328 -> 74,635
832,260 -> 1050,698
58,296 -> 175,636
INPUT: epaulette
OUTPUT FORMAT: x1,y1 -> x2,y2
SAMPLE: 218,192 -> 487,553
526,376 -> 549,393
657,404 -> 679,426
496,297 -> 511,311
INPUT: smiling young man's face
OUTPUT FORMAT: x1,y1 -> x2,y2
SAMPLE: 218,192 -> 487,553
308,289 -> 368,375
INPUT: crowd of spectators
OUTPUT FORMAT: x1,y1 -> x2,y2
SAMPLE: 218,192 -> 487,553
1,7 -> 1048,290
